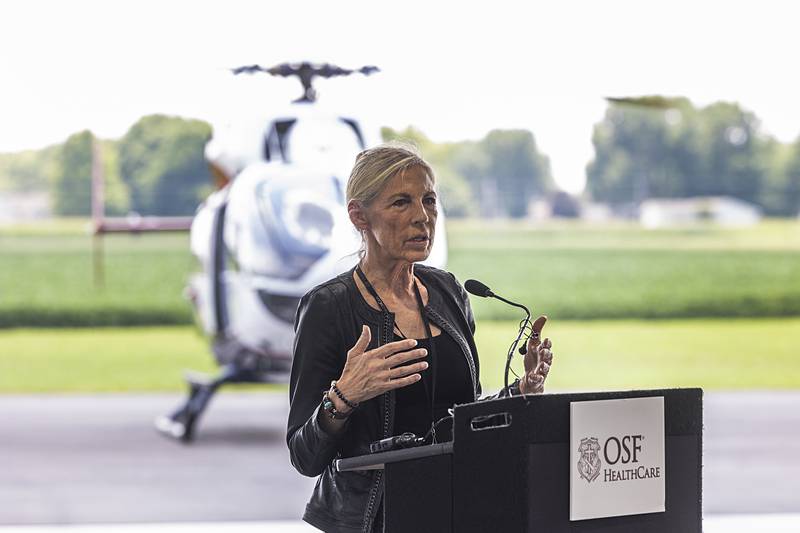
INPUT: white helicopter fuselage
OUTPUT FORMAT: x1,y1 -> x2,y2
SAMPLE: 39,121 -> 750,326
188,102 -> 447,371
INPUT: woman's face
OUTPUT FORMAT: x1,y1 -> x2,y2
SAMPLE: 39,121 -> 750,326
357,164 -> 437,265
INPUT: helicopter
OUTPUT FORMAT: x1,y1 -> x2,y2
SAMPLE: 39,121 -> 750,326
155,62 -> 448,442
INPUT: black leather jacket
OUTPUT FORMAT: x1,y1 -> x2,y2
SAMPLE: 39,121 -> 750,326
287,264 -> 511,532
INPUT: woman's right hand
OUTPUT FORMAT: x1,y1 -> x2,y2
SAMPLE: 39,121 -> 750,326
335,325 -> 428,406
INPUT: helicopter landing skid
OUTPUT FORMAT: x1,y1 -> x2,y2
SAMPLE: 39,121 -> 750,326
154,363 -> 281,443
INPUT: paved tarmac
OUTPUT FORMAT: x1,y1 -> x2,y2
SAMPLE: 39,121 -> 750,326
3,515 -> 800,533
0,390 -> 798,525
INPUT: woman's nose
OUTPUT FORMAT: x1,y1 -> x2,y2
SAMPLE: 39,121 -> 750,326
411,200 -> 430,224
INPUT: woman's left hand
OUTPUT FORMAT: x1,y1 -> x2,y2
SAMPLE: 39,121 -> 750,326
519,315 -> 553,394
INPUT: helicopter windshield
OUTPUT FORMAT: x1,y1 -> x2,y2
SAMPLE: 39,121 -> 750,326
285,118 -> 363,171
240,171 -> 343,279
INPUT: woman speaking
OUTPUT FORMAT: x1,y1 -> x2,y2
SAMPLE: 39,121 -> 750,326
286,143 -> 554,532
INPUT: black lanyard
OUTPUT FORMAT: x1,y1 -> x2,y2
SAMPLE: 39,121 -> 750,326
355,264 -> 439,442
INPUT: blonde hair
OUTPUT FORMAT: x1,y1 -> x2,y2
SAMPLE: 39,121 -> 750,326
346,142 -> 436,258
346,142 -> 435,206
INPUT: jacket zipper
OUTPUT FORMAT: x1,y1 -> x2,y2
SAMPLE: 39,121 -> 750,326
362,312 -> 393,532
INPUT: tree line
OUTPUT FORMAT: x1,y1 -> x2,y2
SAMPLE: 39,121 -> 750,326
0,116 -> 553,219
381,126 -> 553,217
588,98 -> 800,216
1,98 -> 799,218
0,115 -> 214,217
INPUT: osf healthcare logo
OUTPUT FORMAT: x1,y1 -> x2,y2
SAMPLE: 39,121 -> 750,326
577,437 -> 602,483
578,434 -> 661,484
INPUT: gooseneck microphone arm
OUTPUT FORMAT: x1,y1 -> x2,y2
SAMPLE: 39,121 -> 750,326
465,279 -> 532,393
493,294 -> 530,316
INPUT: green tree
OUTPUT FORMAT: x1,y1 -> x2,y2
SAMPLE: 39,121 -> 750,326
118,115 -> 213,216
0,139 -> 128,216
480,129 -> 552,218
777,139 -> 800,216
52,130 -> 93,215
451,131 -> 552,218
99,140 -> 130,216
587,98 -> 773,209
0,145 -> 59,193
691,102 -> 768,203
587,98 -> 692,205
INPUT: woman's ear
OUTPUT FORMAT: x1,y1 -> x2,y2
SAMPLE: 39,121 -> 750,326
348,200 -> 369,232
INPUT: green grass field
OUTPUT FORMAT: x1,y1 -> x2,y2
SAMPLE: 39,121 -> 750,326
0,231 -> 194,327
1,219 -> 799,326
475,317 -> 800,391
1,318 -> 797,393
447,219 -> 800,320
1,218 -> 798,392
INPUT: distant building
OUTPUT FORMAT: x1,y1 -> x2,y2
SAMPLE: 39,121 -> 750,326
581,202 -> 613,222
0,191 -> 51,223
639,196 -> 761,228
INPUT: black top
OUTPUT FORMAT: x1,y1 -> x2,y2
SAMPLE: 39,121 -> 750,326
393,331 -> 474,441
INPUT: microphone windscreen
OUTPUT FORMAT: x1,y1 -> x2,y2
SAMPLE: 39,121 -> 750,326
464,279 -> 493,298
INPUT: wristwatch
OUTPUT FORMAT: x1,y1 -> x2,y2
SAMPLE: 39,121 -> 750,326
321,390 -> 352,420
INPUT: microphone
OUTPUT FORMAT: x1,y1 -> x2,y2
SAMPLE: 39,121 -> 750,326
465,278 -> 533,392
464,279 -> 494,298
465,279 -> 530,323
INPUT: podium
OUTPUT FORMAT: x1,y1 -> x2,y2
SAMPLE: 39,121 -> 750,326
337,388 -> 702,533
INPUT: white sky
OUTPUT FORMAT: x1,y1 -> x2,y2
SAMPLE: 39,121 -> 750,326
2,0 -> 800,193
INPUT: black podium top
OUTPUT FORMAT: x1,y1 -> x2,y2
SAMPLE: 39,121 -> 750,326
336,441 -> 453,472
